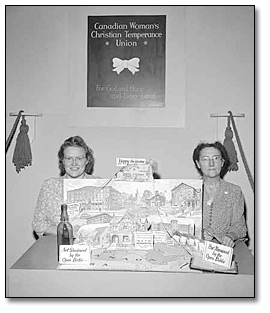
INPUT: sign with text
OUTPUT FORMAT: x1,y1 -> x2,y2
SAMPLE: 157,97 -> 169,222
203,241 -> 233,268
115,158 -> 153,182
116,157 -> 147,167
59,245 -> 90,265
134,232 -> 153,250
153,231 -> 167,243
87,15 -> 166,108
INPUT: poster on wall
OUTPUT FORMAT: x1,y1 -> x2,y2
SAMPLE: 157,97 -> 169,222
87,15 -> 166,108
68,7 -> 186,127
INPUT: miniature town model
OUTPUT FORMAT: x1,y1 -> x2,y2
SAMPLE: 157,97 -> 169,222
60,177 -> 204,272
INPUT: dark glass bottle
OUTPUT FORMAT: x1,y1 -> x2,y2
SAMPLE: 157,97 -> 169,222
57,204 -> 73,260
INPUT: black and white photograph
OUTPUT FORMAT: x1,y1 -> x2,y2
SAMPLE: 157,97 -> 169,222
5,4 -> 258,303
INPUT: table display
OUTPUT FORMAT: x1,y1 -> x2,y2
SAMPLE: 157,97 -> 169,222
9,164 -> 254,297
9,235 -> 254,297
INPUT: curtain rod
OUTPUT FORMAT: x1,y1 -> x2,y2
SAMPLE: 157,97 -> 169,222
210,113 -> 245,118
9,112 -> 43,117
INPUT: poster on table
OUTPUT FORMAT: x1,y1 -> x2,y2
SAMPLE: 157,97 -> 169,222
87,15 -> 166,108
61,178 -> 203,272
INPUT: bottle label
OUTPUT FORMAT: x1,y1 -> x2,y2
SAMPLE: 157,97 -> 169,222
58,245 -> 90,265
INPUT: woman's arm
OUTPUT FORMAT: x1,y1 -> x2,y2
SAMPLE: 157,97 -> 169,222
32,180 -> 51,238
44,225 -> 57,236
227,186 -> 247,241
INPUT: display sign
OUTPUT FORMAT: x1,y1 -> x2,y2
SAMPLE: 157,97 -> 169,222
153,231 -> 167,243
59,245 -> 90,265
134,232 -> 153,250
203,241 -> 233,268
116,157 -> 147,167
62,178 -> 202,272
115,158 -> 153,182
87,15 -> 166,108
68,7 -> 186,128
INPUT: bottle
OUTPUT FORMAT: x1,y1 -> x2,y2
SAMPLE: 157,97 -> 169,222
57,204 -> 73,261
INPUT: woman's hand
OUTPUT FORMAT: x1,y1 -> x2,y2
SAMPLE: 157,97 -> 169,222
203,229 -> 214,241
222,235 -> 235,248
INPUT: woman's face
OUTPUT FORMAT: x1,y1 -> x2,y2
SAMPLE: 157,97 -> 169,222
196,147 -> 224,179
63,146 -> 88,179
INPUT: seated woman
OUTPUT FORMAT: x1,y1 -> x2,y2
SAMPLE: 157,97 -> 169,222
192,141 -> 247,247
32,135 -> 97,238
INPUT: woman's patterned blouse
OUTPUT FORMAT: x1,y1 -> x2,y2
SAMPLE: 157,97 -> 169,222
32,174 -> 95,237
203,179 -> 247,242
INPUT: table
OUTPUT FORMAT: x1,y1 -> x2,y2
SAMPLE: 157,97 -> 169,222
9,236 -> 254,297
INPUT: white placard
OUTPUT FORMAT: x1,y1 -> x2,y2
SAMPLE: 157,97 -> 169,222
134,232 -> 153,250
203,241 -> 233,268
116,157 -> 147,167
59,245 -> 90,265
153,231 -> 167,243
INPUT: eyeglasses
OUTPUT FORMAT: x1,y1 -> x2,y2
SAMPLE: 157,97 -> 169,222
200,155 -> 223,163
64,156 -> 86,164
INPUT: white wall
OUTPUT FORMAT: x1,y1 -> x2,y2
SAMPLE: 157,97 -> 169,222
6,5 -> 254,293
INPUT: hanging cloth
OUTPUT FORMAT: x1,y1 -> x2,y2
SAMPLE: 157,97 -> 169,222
12,116 -> 32,173
223,116 -> 239,171
227,111 -> 254,193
